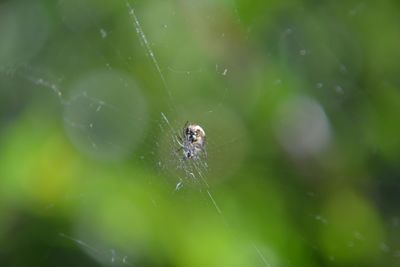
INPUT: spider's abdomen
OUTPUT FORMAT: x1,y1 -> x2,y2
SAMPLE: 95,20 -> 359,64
181,124 -> 206,159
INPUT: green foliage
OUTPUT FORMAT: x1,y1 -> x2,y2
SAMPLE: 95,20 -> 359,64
0,0 -> 399,266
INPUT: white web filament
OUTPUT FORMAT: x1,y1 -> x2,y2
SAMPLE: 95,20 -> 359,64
125,1 -> 170,97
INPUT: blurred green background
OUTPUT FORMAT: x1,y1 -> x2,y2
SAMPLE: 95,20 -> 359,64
1,0 -> 400,266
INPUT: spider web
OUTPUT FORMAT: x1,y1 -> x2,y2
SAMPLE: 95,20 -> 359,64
117,3 -> 269,266
0,1 -> 259,266
1,0 -> 379,266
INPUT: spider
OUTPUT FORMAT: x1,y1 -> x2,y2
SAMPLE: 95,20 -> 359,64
176,122 -> 206,160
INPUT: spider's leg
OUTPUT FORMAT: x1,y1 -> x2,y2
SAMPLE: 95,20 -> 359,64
175,146 -> 184,155
182,121 -> 189,137
175,136 -> 184,147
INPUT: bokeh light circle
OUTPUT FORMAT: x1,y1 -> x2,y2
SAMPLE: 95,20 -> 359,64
63,70 -> 148,161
